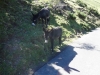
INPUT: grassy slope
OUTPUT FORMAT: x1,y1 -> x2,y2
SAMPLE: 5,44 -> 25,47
0,0 -> 100,75
81,0 -> 100,12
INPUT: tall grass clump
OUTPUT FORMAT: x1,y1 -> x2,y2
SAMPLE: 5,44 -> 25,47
80,22 -> 91,32
88,7 -> 100,17
76,0 -> 87,7
67,12 -> 76,20
78,12 -> 87,20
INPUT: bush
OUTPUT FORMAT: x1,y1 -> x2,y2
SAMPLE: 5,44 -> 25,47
67,13 -> 76,20
80,22 -> 91,31
89,7 -> 100,16
77,0 -> 87,7
78,12 -> 86,20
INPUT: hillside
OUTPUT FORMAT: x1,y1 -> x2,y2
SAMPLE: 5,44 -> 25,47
0,0 -> 100,75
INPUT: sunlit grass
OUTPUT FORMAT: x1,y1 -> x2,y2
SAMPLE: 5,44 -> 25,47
54,14 -> 67,25
80,0 -> 100,13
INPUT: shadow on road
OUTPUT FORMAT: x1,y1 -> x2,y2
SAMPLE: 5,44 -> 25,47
76,43 -> 95,50
48,45 -> 80,75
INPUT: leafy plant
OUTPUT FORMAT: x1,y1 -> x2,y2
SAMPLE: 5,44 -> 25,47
77,0 -> 87,7
78,12 -> 87,20
80,22 -> 91,31
67,13 -> 76,20
88,7 -> 100,16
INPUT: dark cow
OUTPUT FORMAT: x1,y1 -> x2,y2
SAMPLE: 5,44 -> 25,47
32,7 -> 50,27
43,27 -> 62,52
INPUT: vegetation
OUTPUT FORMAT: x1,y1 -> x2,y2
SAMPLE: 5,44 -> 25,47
78,12 -> 87,20
81,0 -> 100,13
88,7 -> 100,17
67,12 -> 76,20
76,0 -> 87,7
0,0 -> 100,75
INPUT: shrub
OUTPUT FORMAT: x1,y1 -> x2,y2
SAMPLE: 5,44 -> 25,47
80,22 -> 91,31
88,7 -> 100,17
77,0 -> 87,7
78,12 -> 86,20
67,13 -> 76,20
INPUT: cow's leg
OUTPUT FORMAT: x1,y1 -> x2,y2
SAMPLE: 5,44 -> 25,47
59,36 -> 61,45
50,38 -> 54,52
47,17 -> 50,25
42,19 -> 44,27
45,18 -> 47,28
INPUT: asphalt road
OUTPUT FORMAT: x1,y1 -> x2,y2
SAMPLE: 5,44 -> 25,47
34,28 -> 100,75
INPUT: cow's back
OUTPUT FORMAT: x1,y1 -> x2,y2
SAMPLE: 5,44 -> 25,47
39,8 -> 50,18
51,27 -> 62,39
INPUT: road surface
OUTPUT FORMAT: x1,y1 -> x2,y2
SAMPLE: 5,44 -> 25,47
34,28 -> 100,75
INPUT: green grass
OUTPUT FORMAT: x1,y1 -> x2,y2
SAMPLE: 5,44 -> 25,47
0,0 -> 100,75
76,0 -> 87,7
80,0 -> 100,13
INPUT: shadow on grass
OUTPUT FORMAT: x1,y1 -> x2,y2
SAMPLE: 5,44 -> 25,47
0,0 -> 43,75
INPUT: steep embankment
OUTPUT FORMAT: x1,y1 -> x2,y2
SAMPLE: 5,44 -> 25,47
0,0 -> 100,75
